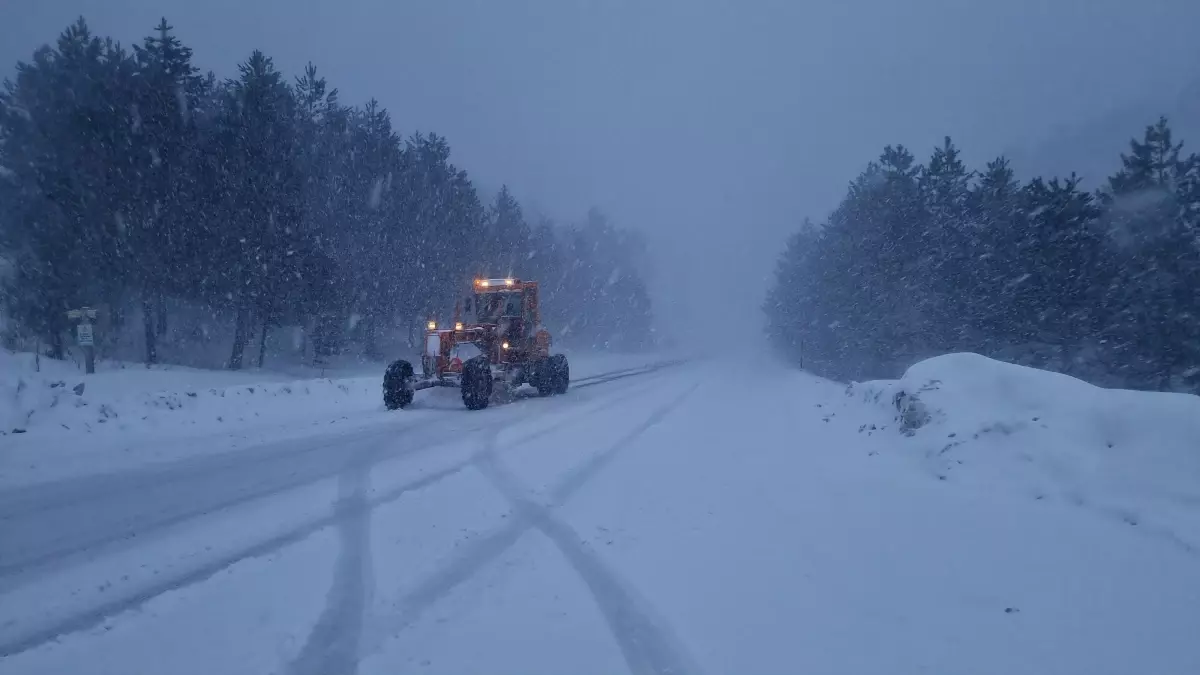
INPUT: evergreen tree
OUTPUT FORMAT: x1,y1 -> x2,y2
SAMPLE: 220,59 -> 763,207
917,137 -> 973,351
765,119 -> 1200,393
1,16 -> 656,367
130,18 -> 204,362
216,50 -> 302,369
485,185 -> 530,277
1099,118 -> 1200,388
966,157 -> 1022,354
0,19 -> 138,357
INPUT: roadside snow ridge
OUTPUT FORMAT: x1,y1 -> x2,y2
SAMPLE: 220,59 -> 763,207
851,352 -> 1200,551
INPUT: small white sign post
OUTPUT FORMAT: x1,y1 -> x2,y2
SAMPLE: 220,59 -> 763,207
67,307 -> 99,374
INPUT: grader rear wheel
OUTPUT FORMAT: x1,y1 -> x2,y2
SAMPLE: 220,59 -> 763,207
535,354 -> 569,396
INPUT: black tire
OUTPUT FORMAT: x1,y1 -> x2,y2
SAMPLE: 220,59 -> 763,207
461,356 -> 493,410
383,359 -> 415,410
534,358 -> 556,397
548,353 -> 570,395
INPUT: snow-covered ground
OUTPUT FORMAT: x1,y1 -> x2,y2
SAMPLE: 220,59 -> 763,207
0,348 -> 669,486
1,352 -> 1198,674
851,352 -> 1200,551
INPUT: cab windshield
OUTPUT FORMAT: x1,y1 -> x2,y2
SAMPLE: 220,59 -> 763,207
473,291 -> 522,323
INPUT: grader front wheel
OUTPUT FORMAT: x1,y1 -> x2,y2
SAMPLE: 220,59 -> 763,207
461,356 -> 493,410
383,359 -> 415,410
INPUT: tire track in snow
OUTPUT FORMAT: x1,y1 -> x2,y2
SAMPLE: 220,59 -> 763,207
0,431 -> 407,591
0,363 -> 685,591
355,380 -> 702,674
288,451 -> 376,675
0,366 -> 678,658
283,377 -> 670,675
0,456 -> 461,659
477,435 -> 704,675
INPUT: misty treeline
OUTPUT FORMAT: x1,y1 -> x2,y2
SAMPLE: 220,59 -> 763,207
766,119 -> 1200,393
0,19 -> 653,369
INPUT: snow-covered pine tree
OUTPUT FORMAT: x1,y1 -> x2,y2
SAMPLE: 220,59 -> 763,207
1098,117 -> 1197,388
216,50 -> 302,369
130,18 -> 206,362
917,137 -> 974,353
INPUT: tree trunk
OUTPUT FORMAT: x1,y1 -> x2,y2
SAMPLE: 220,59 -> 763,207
156,292 -> 168,337
49,331 -> 65,360
303,315 -> 317,366
257,316 -> 270,368
229,307 -> 249,370
362,313 -> 381,360
142,297 -> 158,365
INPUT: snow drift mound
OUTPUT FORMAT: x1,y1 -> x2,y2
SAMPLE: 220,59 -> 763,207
851,352 -> 1200,550
0,349 -> 379,439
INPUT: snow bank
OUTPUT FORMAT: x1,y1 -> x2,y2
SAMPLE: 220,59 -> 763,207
0,348 -> 669,439
0,349 -> 378,440
850,352 -> 1200,549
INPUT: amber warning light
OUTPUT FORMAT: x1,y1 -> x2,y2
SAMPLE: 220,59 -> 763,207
474,278 -> 515,288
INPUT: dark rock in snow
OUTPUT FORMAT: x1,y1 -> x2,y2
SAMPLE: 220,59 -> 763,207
72,382 -> 85,395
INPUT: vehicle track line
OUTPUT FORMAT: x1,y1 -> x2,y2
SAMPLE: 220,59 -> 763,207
0,432 -> 413,587
287,451 -> 375,675
0,365 -> 681,658
478,446 -> 705,675
0,459 -> 466,658
0,359 -> 684,518
0,362 -> 686,588
355,381 -> 701,670
282,369 -> 687,675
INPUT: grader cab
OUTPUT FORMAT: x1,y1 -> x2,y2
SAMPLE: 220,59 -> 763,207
383,278 -> 570,410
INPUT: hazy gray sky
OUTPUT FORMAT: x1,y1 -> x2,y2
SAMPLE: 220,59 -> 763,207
4,0 -> 1200,342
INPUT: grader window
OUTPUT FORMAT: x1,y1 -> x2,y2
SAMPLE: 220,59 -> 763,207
475,292 -> 522,322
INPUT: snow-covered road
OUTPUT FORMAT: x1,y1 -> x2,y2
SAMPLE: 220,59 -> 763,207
2,359 -> 1198,674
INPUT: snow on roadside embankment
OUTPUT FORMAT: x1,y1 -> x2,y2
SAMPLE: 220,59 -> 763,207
0,348 -> 667,440
0,348 -> 674,486
849,352 -> 1200,550
0,349 -> 379,440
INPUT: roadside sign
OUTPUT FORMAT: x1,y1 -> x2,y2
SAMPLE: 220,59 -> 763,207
66,307 -> 99,373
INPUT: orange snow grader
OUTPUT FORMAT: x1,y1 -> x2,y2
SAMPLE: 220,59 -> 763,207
382,277 -> 569,410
